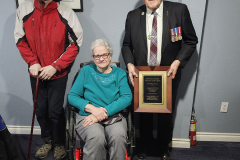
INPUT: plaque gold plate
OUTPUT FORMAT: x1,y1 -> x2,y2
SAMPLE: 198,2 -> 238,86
134,66 -> 172,113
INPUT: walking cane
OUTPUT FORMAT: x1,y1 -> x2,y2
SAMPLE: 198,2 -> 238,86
27,76 -> 40,160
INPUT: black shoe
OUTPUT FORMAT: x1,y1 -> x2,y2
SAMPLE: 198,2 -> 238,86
160,150 -> 172,160
136,152 -> 147,160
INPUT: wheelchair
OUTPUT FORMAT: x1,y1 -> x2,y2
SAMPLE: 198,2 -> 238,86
66,62 -> 135,160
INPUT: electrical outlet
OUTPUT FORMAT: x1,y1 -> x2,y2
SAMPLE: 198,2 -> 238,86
220,102 -> 229,112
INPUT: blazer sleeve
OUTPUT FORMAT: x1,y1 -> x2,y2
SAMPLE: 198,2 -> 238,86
176,4 -> 198,68
121,12 -> 135,66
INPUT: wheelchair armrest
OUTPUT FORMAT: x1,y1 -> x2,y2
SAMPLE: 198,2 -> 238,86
122,108 -> 129,118
69,104 -> 80,113
122,108 -> 128,113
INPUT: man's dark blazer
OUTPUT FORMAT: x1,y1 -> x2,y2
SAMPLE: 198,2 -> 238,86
122,1 -> 198,68
121,1 -> 198,149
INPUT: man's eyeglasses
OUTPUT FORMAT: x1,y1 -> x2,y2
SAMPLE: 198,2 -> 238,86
93,53 -> 110,60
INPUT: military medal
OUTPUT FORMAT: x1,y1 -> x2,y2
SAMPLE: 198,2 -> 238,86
174,27 -> 179,41
178,26 -> 182,40
170,29 -> 175,42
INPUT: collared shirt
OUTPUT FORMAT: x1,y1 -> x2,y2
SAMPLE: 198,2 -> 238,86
146,2 -> 163,66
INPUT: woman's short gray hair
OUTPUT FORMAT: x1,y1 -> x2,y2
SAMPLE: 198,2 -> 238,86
91,39 -> 113,57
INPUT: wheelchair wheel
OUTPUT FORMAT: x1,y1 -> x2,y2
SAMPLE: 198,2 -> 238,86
67,108 -> 76,160
126,108 -> 135,158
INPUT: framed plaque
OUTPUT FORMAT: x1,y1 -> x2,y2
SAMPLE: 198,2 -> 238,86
134,66 -> 172,113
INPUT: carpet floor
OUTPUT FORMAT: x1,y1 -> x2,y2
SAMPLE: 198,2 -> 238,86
10,135 -> 240,160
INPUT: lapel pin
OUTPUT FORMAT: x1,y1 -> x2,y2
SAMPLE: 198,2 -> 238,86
142,12 -> 144,15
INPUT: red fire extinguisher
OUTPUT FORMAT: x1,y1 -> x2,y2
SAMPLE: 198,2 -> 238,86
190,116 -> 196,145
75,148 -> 83,160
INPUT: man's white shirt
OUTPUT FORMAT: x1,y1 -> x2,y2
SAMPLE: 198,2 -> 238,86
146,2 -> 163,66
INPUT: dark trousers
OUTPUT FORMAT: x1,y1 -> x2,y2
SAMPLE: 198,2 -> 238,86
30,75 -> 68,146
139,69 -> 181,151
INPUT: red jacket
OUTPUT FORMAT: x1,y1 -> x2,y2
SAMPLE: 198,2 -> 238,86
14,0 -> 83,79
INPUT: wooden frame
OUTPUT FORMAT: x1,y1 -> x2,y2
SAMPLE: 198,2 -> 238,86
134,66 -> 172,113
16,0 -> 83,12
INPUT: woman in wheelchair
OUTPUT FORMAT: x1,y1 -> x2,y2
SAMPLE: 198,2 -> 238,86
68,39 -> 132,160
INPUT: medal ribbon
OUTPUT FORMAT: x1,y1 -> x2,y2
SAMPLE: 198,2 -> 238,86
174,27 -> 178,40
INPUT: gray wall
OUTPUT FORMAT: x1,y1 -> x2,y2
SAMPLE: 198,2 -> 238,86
194,0 -> 240,133
2,0 -> 237,141
172,0 -> 206,138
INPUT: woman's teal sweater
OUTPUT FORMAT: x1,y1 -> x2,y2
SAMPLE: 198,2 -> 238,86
68,64 -> 132,116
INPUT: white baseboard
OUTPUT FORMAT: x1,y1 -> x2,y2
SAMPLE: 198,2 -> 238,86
136,130 -> 240,148
7,125 -> 41,135
8,126 -> 240,148
196,132 -> 240,142
169,138 -> 190,148
8,126 -> 190,148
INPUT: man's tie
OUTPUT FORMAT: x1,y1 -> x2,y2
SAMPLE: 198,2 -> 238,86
150,12 -> 158,66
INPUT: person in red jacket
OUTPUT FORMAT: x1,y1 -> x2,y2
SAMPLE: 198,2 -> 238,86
14,0 -> 83,159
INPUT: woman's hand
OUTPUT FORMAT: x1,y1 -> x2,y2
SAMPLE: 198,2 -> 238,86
82,114 -> 98,127
91,107 -> 108,122
84,104 -> 108,122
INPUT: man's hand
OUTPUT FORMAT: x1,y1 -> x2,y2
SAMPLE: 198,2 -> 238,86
167,60 -> 181,79
82,114 -> 98,127
29,63 -> 41,77
127,63 -> 138,87
39,65 -> 57,80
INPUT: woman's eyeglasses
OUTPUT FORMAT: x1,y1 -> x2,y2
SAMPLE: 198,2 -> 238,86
93,53 -> 110,60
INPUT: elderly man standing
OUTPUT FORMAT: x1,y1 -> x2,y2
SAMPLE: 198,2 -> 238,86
14,0 -> 83,159
122,0 -> 198,159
